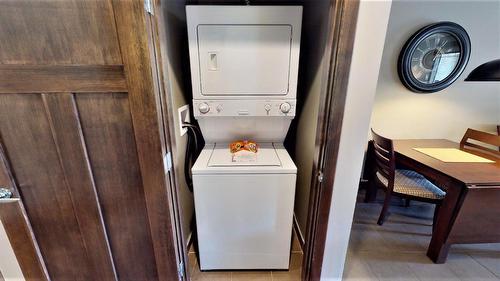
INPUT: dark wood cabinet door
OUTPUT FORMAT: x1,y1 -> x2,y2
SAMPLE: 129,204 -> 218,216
0,1 -> 178,281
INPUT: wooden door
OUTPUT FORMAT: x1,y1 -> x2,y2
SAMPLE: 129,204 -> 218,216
0,1 -> 178,281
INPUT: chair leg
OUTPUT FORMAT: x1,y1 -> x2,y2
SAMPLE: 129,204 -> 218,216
432,203 -> 441,233
404,199 -> 411,207
377,192 -> 392,225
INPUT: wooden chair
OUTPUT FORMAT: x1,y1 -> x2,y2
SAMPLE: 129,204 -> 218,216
371,129 -> 445,225
460,128 -> 500,157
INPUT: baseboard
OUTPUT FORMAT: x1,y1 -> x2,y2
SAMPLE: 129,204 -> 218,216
293,213 -> 305,250
186,231 -> 193,250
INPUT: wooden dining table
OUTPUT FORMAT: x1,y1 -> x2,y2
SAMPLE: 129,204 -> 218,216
365,139 -> 500,263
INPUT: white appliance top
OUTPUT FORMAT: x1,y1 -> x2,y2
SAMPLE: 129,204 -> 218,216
186,5 -> 302,100
192,143 -> 297,174
208,143 -> 281,167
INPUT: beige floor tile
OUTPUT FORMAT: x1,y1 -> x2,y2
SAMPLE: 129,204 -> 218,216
189,253 -> 231,281
343,252 -> 378,281
361,252 -> 420,281
291,230 -> 303,253
468,251 -> 500,279
446,253 -> 499,281
272,253 -> 302,281
190,265 -> 231,281
188,253 -> 197,275
272,271 -> 301,281
451,243 -> 500,254
232,271 -> 272,281
345,191 -> 500,281
403,253 -> 461,281
348,222 -> 391,253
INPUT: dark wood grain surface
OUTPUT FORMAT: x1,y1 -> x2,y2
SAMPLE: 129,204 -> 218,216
0,0 -> 179,280
303,0 -> 360,280
0,94 -> 97,279
0,199 -> 50,281
42,93 -> 118,280
390,139 -> 500,263
112,1 -> 179,279
76,93 -> 158,280
449,187 -> 500,243
0,0 -> 121,65
0,65 -> 127,93
394,139 -> 500,185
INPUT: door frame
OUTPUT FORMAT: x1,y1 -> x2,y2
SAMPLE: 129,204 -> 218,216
111,1 -> 183,280
148,0 -> 361,280
146,0 -> 191,280
302,0 -> 360,280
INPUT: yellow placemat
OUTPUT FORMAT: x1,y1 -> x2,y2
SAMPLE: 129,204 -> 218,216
413,148 -> 495,163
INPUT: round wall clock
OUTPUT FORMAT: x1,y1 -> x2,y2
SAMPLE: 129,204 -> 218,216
398,22 -> 471,93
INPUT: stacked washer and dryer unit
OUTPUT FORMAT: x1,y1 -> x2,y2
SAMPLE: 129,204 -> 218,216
186,6 -> 302,270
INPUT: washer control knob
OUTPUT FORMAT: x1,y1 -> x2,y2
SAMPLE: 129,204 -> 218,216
198,102 -> 210,114
216,104 -> 223,113
264,104 -> 272,112
279,102 -> 291,114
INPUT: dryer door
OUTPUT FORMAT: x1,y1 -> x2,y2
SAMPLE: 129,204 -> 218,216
197,25 -> 292,96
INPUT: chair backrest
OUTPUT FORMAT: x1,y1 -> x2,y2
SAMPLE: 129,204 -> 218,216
460,128 -> 500,157
371,129 -> 396,189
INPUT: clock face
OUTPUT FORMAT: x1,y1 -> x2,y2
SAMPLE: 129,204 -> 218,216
410,33 -> 461,84
398,22 -> 471,93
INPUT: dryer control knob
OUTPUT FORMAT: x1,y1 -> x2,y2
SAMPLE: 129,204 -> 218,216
198,102 -> 210,114
279,102 -> 291,114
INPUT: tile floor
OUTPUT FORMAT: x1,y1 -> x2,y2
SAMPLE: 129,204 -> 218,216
188,230 -> 303,281
343,190 -> 500,281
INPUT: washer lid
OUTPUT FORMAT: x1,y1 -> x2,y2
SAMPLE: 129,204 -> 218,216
208,143 -> 281,167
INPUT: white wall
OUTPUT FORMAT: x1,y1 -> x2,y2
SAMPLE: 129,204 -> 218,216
292,0 -> 334,242
0,219 -> 24,281
159,0 -> 194,245
320,1 -> 392,280
371,0 -> 500,141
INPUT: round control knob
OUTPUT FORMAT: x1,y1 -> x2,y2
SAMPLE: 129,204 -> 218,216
279,102 -> 291,113
198,102 -> 210,114
264,104 -> 272,112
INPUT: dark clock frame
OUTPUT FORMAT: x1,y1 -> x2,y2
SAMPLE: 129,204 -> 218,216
398,22 -> 471,93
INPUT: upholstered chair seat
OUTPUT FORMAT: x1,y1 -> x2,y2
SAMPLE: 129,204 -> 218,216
376,169 -> 445,200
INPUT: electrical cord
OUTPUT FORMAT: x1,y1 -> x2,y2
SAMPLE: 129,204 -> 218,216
183,122 -> 204,192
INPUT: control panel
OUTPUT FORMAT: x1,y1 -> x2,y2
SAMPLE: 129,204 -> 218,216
193,100 -> 296,118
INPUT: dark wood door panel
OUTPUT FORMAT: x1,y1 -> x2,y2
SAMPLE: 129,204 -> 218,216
41,93 -> 118,280
0,199 -> 49,281
0,65 -> 127,94
0,1 -> 180,280
0,94 -> 103,280
0,0 -> 121,65
75,93 -> 159,281
0,154 -> 11,188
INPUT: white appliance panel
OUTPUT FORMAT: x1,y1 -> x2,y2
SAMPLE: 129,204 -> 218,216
193,99 -> 295,143
193,100 -> 296,117
198,25 -> 292,96
193,173 -> 296,270
208,143 -> 281,167
193,143 -> 297,174
187,5 -> 302,100
197,117 -> 292,143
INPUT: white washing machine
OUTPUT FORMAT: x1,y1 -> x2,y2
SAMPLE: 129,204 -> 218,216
192,143 -> 296,269
186,6 -> 302,270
